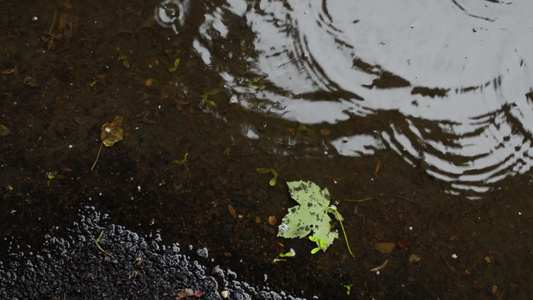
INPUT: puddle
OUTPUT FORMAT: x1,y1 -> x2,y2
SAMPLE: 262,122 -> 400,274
0,0 -> 531,298
181,0 -> 533,197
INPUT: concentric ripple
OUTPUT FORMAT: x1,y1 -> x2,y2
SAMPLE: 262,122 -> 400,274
159,0 -> 533,197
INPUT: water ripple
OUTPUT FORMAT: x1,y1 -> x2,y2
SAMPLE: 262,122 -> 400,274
159,0 -> 533,196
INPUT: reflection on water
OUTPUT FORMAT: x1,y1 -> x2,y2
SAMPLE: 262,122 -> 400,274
158,0 -> 533,197
154,0 -> 189,33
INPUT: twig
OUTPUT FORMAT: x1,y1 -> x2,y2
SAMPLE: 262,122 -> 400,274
369,259 -> 389,272
393,194 -> 421,205
374,160 -> 382,177
361,213 -> 366,241
346,197 -> 374,203
426,207 -> 441,229
90,143 -> 103,171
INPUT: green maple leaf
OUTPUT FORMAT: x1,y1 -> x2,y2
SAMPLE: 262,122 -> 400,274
277,180 -> 339,251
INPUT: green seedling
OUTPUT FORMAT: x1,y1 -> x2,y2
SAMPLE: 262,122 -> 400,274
201,89 -> 219,107
256,167 -> 278,186
309,236 -> 326,254
172,152 -> 189,170
295,124 -> 313,140
117,55 -> 130,69
343,284 -> 353,295
273,248 -> 296,263
46,171 -> 56,186
95,232 -> 112,257
248,77 -> 260,89
168,58 -> 180,72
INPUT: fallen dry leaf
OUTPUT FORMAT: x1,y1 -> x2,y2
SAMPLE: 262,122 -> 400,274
101,116 -> 124,147
374,242 -> 396,254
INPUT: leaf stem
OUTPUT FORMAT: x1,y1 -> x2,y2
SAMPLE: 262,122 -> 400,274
328,206 -> 356,257
90,143 -> 103,171
95,232 -> 112,257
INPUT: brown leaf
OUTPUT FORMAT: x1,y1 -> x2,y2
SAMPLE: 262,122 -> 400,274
374,242 -> 396,254
101,116 -> 124,147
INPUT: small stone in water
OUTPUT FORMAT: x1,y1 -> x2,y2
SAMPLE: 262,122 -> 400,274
374,242 -> 396,254
409,254 -> 421,263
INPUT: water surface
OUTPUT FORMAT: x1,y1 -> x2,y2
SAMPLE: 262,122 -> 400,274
0,0 -> 531,298
167,0 -> 533,196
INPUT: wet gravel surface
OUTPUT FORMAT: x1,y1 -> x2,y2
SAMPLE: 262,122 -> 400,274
0,206 -> 303,300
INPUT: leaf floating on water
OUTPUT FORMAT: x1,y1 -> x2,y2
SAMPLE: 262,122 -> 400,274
277,181 -> 338,251
101,116 -> 124,147
277,180 -> 356,256
91,116 -> 124,171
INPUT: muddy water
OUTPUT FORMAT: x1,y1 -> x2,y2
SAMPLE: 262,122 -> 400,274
171,0 -> 533,197
0,0 -> 532,299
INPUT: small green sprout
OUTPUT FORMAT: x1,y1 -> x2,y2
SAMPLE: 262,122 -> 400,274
295,124 -> 313,140
46,171 -> 56,186
168,58 -> 180,72
273,248 -> 296,263
278,249 -> 296,258
309,236 -> 326,254
201,89 -> 219,107
95,232 -> 112,257
172,152 -> 189,170
248,78 -> 260,89
343,284 -> 353,295
117,55 -> 130,69
256,168 -> 278,186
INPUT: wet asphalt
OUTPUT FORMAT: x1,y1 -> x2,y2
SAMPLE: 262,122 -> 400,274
0,206 -> 304,300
